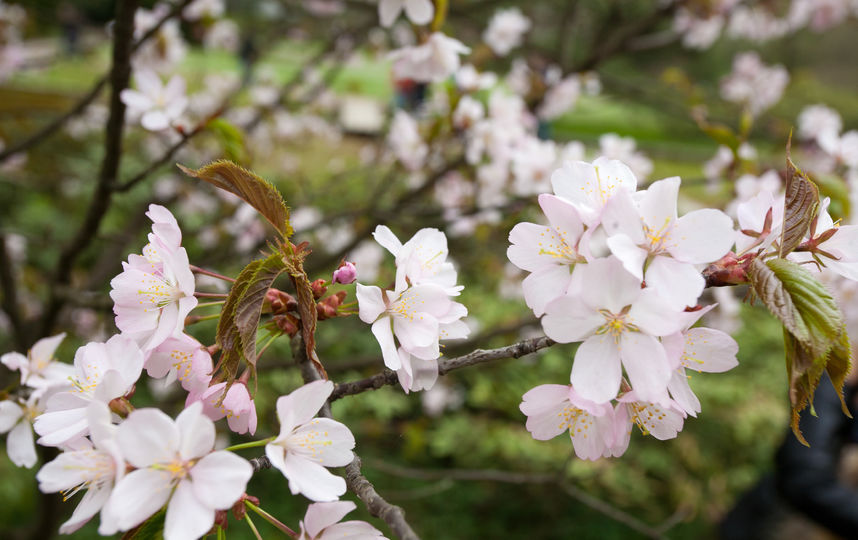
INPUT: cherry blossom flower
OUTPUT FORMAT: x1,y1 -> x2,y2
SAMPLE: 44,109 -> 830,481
378,0 -> 433,27
0,393 -> 43,468
674,9 -> 724,49
372,225 -> 461,294
101,402 -> 252,539
192,381 -> 258,435
183,0 -> 225,21
145,333 -> 213,394
120,70 -> 188,131
734,189 -> 784,254
36,402 -> 124,534
388,110 -> 427,171
1,332 -> 73,391
299,501 -> 387,539
549,157 -> 638,227
520,384 -> 615,460
538,75 -> 581,120
265,381 -> 355,501
598,134 -> 653,181
720,52 -> 789,116
332,261 -> 357,284
663,319 -> 739,417
789,200 -> 858,281
797,104 -> 842,147
507,194 -> 586,316
357,282 -> 465,371
34,335 -> 144,447
608,391 -> 685,457
110,206 -> 197,352
601,176 -> 735,309
541,257 -> 686,404
483,8 -> 531,56
390,32 -> 470,83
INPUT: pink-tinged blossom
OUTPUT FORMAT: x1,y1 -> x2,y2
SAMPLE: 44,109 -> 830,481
145,333 -> 213,394
483,8 -> 531,56
608,392 -> 685,457
36,402 -> 124,534
598,134 -> 653,181
372,225 -> 461,294
664,322 -> 739,417
541,257 -> 686,405
507,194 -> 586,316
0,393 -> 43,468
390,32 -> 470,83
734,189 -> 785,254
601,176 -> 735,309
1,332 -> 73,392
538,76 -> 581,121
720,52 -> 789,116
120,70 -> 188,131
299,500 -> 387,539
520,384 -> 615,460
550,157 -> 638,227
378,0 -> 433,27
191,381 -> 257,435
110,206 -> 197,352
789,201 -> 858,281
387,110 -> 427,171
265,381 -> 355,502
332,261 -> 357,284
674,9 -> 724,49
797,104 -> 843,147
101,402 -> 252,539
357,282 -> 467,371
34,335 -> 144,447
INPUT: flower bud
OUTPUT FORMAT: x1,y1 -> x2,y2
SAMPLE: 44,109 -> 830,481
274,314 -> 299,337
317,291 -> 347,320
332,261 -> 357,284
311,279 -> 328,299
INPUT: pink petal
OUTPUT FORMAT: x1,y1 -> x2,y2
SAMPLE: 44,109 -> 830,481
667,369 -> 700,417
627,288 -> 686,337
619,332 -> 671,405
522,264 -> 575,317
682,328 -> 739,373
105,468 -> 173,532
304,501 -> 357,539
644,256 -> 704,310
541,295 -> 602,343
538,194 -> 585,248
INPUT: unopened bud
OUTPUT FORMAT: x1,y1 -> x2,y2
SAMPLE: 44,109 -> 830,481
214,510 -> 229,530
317,291 -> 348,320
274,314 -> 300,337
311,279 -> 328,299
332,261 -> 357,284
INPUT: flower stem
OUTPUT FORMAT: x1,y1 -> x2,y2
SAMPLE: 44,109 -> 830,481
223,436 -> 276,452
190,264 -> 235,283
195,301 -> 225,309
244,512 -> 263,540
257,333 -> 279,359
195,291 -> 228,298
217,525 -> 226,540
245,501 -> 298,538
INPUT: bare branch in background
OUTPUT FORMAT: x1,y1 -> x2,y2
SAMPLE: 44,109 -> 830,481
0,234 -> 25,349
330,336 -> 555,401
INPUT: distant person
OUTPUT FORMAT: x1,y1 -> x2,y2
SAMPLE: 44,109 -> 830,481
721,372 -> 858,539
57,2 -> 83,56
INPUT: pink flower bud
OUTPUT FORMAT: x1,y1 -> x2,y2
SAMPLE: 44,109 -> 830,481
332,261 -> 357,284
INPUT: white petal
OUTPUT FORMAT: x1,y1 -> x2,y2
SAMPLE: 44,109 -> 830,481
538,194 -> 585,247
371,318 -> 401,370
541,295 -> 602,343
288,418 -> 355,467
682,328 -> 739,373
190,451 -> 252,510
570,334 -> 622,404
276,380 -> 334,434
507,222 -> 561,272
570,409 -> 614,461
619,332 -> 671,404
30,333 -> 66,368
638,177 -> 679,231
141,110 -> 170,131
0,400 -> 23,432
304,501 -> 357,539
279,453 -> 347,502
118,408 -> 179,468
356,284 -> 386,323
164,479 -> 214,540
605,234 -> 647,281
372,224 -> 402,255
7,420 -> 36,468
105,468 -> 173,532
176,401 -> 215,460
600,189 -> 644,244
644,256 -> 704,310
668,369 -> 700,417
393,314 -> 439,352
59,482 -> 112,534
522,264 -> 574,317
319,521 -> 385,539
404,0 -> 434,24
579,256 -> 641,313
667,209 -> 735,264
627,288 -> 687,337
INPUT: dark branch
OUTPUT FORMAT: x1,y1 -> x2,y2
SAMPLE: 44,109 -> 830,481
0,235 -> 26,349
330,336 -> 555,401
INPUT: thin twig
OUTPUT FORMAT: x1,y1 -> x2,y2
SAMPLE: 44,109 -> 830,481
0,234 -> 25,349
330,336 -> 555,401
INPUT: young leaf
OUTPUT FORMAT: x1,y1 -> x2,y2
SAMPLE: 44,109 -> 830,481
747,257 -> 805,344
281,243 -> 327,379
120,509 -> 165,540
780,140 -> 820,257
178,160 -> 293,239
825,326 -> 853,418
215,252 -> 286,386
783,330 -> 827,446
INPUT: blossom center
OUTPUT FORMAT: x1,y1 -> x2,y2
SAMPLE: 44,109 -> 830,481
596,309 -> 637,341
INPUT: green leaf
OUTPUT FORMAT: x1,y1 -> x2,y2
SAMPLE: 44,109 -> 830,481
826,326 -> 853,418
179,160 -> 292,239
121,509 -> 165,539
207,118 -> 246,163
215,252 -> 286,386
783,330 -> 827,446
780,141 -> 820,257
766,257 -> 842,359
747,257 -> 804,343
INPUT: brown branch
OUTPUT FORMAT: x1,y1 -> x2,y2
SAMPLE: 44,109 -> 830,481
366,460 -> 671,539
0,0 -> 193,163
38,0 -> 139,340
330,336 -> 555,401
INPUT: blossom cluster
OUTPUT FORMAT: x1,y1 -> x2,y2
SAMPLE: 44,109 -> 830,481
357,226 -> 469,393
510,158 -> 741,459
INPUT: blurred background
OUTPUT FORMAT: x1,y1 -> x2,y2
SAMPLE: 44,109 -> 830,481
1,0 -> 857,538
